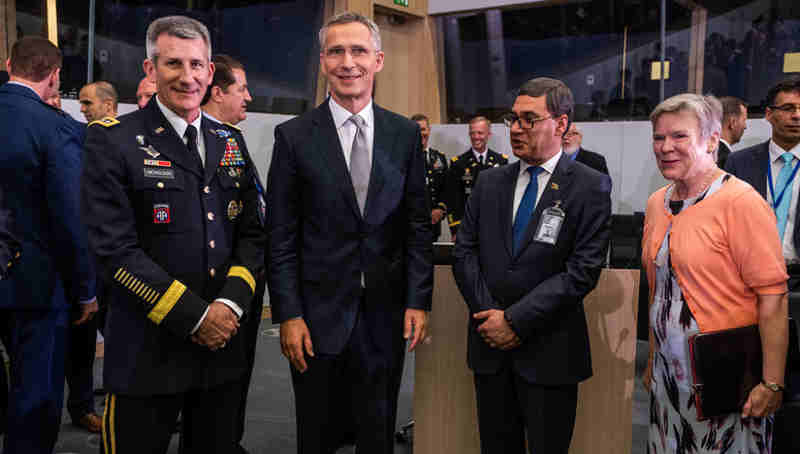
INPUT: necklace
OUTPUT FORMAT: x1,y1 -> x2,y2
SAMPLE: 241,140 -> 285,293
673,166 -> 721,201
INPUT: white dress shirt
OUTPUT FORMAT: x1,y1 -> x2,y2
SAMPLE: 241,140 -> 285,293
156,95 -> 207,166
472,148 -> 488,163
329,96 -> 374,171
513,150 -> 562,222
767,140 -> 800,263
155,97 -> 243,330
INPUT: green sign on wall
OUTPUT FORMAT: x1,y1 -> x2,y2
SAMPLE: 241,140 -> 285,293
394,0 -> 408,6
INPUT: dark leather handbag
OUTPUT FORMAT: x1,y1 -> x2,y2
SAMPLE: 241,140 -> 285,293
688,321 -> 800,420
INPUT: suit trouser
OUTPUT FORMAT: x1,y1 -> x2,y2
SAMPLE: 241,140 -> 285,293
233,277 -> 266,445
100,379 -> 244,454
66,313 -> 97,421
290,303 -> 405,454
0,306 -> 69,454
473,367 -> 578,454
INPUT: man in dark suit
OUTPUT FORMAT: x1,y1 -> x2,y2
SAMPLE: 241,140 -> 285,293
411,113 -> 448,241
725,76 -> 800,454
81,16 -> 265,453
0,36 -> 97,454
717,96 -> 747,169
0,184 -> 20,435
446,116 -> 509,236
453,77 -> 611,454
267,11 -> 433,454
201,53 -> 264,454
562,122 -> 609,175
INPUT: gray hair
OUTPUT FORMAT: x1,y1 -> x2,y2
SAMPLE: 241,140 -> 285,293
146,16 -> 211,61
319,12 -> 381,51
650,93 -> 722,140
517,77 -> 574,122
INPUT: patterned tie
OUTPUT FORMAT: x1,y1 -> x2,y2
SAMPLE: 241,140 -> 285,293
512,166 -> 545,253
348,115 -> 370,214
776,151 -> 795,241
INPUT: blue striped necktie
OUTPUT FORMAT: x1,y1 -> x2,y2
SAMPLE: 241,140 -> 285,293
512,166 -> 545,253
775,151 -> 795,241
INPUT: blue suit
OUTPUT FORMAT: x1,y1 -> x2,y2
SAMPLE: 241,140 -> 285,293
0,82 -> 96,453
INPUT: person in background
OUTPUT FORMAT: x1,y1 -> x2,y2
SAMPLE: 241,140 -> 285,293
79,81 -> 117,123
135,76 -> 156,109
562,122 -> 609,175
0,35 -> 97,454
201,53 -> 263,454
644,93 -> 787,454
446,116 -> 508,237
716,96 -> 747,168
411,113 -> 448,241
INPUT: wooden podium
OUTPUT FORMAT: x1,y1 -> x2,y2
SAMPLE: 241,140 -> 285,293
414,266 -> 640,454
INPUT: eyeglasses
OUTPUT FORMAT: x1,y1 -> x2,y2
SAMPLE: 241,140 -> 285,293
768,104 -> 800,114
502,113 -> 552,129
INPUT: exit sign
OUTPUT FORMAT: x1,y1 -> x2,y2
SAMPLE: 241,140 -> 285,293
394,0 -> 408,6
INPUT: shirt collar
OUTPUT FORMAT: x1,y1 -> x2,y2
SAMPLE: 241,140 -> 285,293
329,96 -> 373,130
519,149 -> 562,176
472,148 -> 487,160
156,95 -> 202,139
202,110 -> 222,124
719,138 -> 732,150
6,81 -> 39,98
769,139 -> 800,163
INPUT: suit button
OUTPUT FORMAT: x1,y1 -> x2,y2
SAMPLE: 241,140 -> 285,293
235,182 -> 240,188
209,240 -> 216,249
204,186 -> 211,194
207,212 -> 215,221
209,268 -> 216,277
157,182 -> 165,189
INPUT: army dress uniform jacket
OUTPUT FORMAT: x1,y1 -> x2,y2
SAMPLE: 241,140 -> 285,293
445,149 -> 508,235
81,99 -> 266,396
424,147 -> 448,213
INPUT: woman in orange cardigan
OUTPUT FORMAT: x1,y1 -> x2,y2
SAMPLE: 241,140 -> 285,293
642,93 -> 788,453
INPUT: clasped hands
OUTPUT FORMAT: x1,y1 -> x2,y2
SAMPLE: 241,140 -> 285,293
474,309 -> 520,350
191,301 -> 240,351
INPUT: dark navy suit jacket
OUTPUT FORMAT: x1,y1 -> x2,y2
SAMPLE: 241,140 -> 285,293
0,185 -> 20,279
0,83 -> 95,309
724,140 -> 800,248
267,100 -> 434,361
574,147 -> 609,175
453,155 -> 612,385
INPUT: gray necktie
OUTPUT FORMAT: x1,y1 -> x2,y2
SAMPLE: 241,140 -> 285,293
349,115 -> 370,214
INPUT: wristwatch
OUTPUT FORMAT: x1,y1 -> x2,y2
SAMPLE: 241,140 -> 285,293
761,380 -> 785,392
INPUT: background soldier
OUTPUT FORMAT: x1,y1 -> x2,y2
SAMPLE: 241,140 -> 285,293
446,116 -> 508,237
412,113 -> 448,241
79,81 -> 118,123
81,16 -> 265,453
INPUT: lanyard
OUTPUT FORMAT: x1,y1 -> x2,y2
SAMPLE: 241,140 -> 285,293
767,155 -> 800,210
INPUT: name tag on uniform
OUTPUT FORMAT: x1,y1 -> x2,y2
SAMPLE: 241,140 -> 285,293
144,168 -> 175,179
533,201 -> 565,245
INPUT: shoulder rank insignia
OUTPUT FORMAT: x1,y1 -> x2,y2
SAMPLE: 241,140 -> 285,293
89,117 -> 120,128
451,156 -> 457,162
223,122 -> 242,132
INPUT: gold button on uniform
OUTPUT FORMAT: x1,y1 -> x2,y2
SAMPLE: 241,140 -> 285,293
209,268 -> 216,277
157,182 -> 165,189
235,182 -> 240,188
207,212 -> 215,221
209,240 -> 216,249
204,186 -> 210,194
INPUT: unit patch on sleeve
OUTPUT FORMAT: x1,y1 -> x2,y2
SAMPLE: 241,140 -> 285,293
153,204 -> 171,224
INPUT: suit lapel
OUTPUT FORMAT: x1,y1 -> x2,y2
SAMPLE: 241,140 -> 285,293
313,101 -> 362,219
143,101 -> 203,178
751,141 -> 769,198
365,106 -> 393,219
514,154 -> 573,258
202,117 -> 226,185
501,162 -> 521,257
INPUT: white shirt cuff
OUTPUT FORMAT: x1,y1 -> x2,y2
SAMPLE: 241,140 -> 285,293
79,296 -> 97,305
189,299 -> 243,335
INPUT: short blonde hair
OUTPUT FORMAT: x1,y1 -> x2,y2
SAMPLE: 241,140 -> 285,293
650,93 -> 721,140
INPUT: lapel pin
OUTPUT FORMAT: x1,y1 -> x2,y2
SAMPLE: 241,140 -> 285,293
551,182 -> 560,190
154,126 -> 165,135
136,135 -> 146,146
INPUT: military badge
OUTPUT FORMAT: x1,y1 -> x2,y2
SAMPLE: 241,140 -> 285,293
227,200 -> 242,221
154,126 -> 165,135
136,135 -> 146,146
153,204 -> 171,224
211,128 -> 231,138
144,159 -> 171,167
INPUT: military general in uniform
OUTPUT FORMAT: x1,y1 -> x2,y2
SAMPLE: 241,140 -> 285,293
446,116 -> 508,237
412,113 -> 448,241
81,16 -> 266,454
